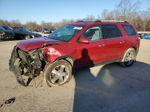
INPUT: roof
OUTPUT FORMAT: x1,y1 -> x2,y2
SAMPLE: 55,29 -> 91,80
72,20 -> 129,26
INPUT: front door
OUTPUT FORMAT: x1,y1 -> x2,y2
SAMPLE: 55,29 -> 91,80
75,26 -> 106,67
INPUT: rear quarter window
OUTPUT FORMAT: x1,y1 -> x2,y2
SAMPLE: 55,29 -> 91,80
122,25 -> 137,36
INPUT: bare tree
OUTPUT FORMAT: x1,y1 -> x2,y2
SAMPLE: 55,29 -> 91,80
55,19 -> 75,28
40,21 -> 54,29
0,19 -> 10,26
83,15 -> 95,21
24,21 -> 40,30
101,0 -> 140,21
117,0 -> 139,16
100,0 -> 150,31
1,1 -> 150,32
10,20 -> 22,27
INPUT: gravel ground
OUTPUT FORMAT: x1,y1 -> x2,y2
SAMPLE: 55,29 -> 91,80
0,39 -> 150,112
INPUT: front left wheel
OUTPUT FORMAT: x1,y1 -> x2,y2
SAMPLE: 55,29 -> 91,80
44,60 -> 72,87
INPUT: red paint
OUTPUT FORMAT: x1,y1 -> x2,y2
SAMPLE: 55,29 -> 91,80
16,21 -> 140,67
17,37 -> 63,51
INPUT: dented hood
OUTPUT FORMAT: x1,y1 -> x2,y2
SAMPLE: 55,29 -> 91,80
17,37 -> 63,51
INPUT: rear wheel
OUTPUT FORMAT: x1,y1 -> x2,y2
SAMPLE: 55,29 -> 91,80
44,60 -> 72,87
120,48 -> 136,67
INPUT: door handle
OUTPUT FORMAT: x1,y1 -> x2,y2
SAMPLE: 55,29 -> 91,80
98,44 -> 105,47
120,41 -> 125,44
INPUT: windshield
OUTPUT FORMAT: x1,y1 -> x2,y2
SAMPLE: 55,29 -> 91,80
0,27 -> 5,31
2,26 -> 13,31
48,25 -> 83,41
23,28 -> 32,33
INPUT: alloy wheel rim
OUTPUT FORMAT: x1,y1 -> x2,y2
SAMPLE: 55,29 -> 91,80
49,65 -> 69,85
125,51 -> 135,65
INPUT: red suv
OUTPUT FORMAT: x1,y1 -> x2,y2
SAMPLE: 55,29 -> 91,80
9,20 -> 140,86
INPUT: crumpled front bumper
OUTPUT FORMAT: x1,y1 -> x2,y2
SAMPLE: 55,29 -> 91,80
9,46 -> 26,85
9,46 -> 45,86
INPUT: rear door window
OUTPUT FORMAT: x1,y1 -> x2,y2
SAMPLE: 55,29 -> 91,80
101,24 -> 122,39
122,25 -> 137,36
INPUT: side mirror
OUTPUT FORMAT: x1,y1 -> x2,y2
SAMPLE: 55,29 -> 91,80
78,37 -> 89,44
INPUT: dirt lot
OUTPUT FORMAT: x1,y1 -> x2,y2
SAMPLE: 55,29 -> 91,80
0,39 -> 150,112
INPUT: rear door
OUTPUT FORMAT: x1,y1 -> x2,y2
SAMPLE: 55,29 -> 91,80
101,24 -> 125,60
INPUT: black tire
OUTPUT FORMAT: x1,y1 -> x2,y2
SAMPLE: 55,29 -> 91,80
44,60 -> 72,87
120,48 -> 136,67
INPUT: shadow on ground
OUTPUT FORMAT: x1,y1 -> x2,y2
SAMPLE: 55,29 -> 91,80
73,60 -> 150,112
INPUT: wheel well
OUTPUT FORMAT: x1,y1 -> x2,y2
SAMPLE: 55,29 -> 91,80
56,56 -> 74,66
125,46 -> 137,52
129,46 -> 139,54
132,46 -> 137,52
122,46 -> 137,58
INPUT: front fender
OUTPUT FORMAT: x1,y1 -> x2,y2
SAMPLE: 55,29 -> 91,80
43,44 -> 76,63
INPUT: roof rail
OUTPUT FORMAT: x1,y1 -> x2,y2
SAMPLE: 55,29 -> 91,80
75,20 -> 93,23
95,20 -> 128,23
76,20 -> 84,23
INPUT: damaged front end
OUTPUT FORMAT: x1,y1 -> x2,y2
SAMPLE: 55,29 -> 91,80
9,46 -> 45,86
